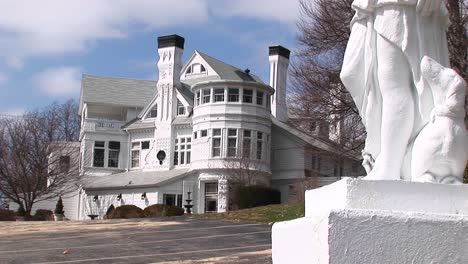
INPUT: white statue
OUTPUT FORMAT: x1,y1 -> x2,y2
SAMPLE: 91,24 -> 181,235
411,56 -> 467,184
340,0 -> 467,182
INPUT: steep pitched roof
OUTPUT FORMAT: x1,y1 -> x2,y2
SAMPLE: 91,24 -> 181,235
79,74 -> 156,112
196,51 -> 265,84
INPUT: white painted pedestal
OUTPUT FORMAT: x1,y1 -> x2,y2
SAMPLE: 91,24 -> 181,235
272,178 -> 468,264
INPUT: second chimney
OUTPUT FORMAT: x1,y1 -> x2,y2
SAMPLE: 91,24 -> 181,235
269,45 -> 290,122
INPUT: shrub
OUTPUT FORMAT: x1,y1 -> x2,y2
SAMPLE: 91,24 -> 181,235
143,204 -> 185,218
104,204 -> 115,219
16,203 -> 26,217
0,209 -> 16,221
54,197 -> 64,215
232,185 -> 281,209
107,205 -> 144,219
32,209 -> 53,221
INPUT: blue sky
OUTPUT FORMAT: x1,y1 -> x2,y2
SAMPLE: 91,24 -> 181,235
0,0 -> 301,116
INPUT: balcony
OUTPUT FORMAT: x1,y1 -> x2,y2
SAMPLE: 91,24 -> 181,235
82,119 -> 126,134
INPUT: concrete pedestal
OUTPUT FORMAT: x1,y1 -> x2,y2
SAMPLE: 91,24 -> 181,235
272,178 -> 468,264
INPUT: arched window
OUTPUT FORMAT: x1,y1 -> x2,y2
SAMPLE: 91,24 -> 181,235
186,63 -> 207,75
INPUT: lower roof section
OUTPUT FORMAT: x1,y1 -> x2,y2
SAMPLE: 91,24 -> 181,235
83,168 -> 191,191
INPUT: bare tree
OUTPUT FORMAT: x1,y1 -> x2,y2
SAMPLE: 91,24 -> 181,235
0,100 -> 81,216
291,0 -> 467,154
222,155 -> 266,187
291,0 -> 364,154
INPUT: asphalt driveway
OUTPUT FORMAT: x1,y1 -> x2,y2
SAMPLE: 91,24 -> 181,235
0,218 -> 272,264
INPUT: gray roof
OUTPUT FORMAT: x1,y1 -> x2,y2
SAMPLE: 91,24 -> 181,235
172,116 -> 193,125
272,118 -> 360,160
80,74 -> 156,112
178,83 -> 194,102
196,51 -> 265,84
83,168 -> 190,190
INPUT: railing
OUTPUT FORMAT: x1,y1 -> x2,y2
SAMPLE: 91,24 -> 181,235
82,119 -> 126,133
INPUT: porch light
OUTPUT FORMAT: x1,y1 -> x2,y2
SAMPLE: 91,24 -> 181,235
117,193 -> 122,201
141,192 -> 147,200
93,195 -> 99,202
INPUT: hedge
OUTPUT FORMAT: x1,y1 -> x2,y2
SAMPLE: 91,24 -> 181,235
106,205 -> 144,219
143,204 -> 184,218
32,209 -> 54,221
232,185 -> 281,209
0,209 -> 16,221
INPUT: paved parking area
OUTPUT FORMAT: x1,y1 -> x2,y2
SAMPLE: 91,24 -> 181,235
0,218 -> 272,264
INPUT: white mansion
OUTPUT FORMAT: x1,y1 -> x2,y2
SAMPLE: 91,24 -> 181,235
58,35 -> 361,220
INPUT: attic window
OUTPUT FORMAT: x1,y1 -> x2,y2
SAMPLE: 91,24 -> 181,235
177,100 -> 186,116
186,63 -> 207,75
148,105 -> 158,118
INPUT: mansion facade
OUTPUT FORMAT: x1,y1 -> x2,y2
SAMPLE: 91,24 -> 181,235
55,34 -> 361,220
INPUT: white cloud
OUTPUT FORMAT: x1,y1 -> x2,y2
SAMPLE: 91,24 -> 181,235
34,66 -> 81,96
210,0 -> 300,25
0,0 -> 210,65
0,0 -> 300,68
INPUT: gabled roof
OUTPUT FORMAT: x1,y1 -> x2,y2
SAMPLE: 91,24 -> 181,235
83,169 -> 191,190
271,118 -> 361,160
79,74 -> 156,112
196,51 -> 265,84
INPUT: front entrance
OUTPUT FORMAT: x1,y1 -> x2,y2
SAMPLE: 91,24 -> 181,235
204,182 -> 218,213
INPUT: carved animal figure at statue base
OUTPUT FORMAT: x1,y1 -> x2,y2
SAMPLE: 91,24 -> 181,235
411,56 -> 467,184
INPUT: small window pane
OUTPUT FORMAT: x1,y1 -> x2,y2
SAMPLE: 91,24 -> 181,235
93,149 -> 104,167
95,141 -> 105,148
244,130 -> 251,137
141,141 -> 150,149
228,129 -> 237,136
201,130 -> 208,137
213,129 -> 221,136
109,141 -> 120,150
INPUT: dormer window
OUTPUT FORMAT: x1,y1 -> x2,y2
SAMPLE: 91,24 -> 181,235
186,63 -> 207,76
177,100 -> 186,116
147,105 -> 157,118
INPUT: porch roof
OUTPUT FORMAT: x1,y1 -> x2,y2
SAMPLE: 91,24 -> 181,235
83,168 -> 191,191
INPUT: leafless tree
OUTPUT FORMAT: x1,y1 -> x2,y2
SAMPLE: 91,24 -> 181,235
222,155 -> 266,187
0,100 -> 81,216
291,0 -> 467,155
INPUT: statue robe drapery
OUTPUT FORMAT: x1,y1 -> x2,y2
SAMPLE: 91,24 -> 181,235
340,0 -> 450,176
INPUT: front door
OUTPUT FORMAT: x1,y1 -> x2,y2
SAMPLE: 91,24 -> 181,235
204,182 -> 218,213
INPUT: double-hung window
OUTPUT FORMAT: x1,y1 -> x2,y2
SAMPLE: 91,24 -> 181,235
228,88 -> 239,102
256,132 -> 263,160
243,89 -> 253,103
227,129 -> 238,157
242,130 -> 251,158
174,137 -> 192,166
195,91 -> 201,106
212,129 -> 222,157
108,141 -> 120,168
202,89 -> 211,104
93,141 -> 105,167
214,88 -> 225,102
256,91 -> 264,105
131,142 -> 140,168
